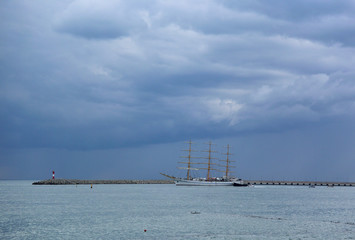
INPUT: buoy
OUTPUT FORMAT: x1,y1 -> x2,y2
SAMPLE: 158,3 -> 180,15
144,229 -> 147,232
91,184 -> 93,189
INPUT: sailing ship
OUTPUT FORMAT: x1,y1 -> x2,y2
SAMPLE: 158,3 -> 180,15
162,140 -> 247,186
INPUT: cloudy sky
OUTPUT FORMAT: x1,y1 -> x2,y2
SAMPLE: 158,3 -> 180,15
1,0 -> 355,181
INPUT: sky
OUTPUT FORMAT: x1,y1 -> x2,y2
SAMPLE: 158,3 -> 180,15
1,0 -> 355,181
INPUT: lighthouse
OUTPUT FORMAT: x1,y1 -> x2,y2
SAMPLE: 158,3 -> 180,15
52,171 -> 55,180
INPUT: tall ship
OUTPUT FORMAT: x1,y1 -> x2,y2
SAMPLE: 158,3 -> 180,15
162,140 -> 246,186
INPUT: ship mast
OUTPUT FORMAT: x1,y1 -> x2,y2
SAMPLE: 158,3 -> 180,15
179,139 -> 199,179
178,140 -> 219,180
185,140 -> 193,179
219,144 -> 235,178
201,141 -> 218,180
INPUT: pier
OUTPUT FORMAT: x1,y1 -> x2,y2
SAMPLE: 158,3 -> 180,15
244,180 -> 355,187
32,179 -> 174,185
32,179 -> 355,186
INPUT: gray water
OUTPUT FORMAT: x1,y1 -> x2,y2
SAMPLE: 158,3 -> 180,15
0,181 -> 354,240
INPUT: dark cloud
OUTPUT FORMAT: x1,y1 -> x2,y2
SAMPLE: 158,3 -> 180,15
53,0 -> 148,39
156,1 -> 355,46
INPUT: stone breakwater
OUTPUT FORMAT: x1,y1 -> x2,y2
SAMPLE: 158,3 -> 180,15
32,179 -> 355,186
244,180 -> 355,187
32,179 -> 174,185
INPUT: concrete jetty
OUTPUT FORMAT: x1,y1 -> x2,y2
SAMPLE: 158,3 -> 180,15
32,179 -> 355,186
32,179 -> 174,185
244,180 -> 355,187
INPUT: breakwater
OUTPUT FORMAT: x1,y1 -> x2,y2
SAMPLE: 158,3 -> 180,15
32,179 -> 174,185
245,180 -> 355,187
32,179 -> 355,186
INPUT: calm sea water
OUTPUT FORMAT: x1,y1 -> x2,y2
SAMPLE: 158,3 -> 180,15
0,181 -> 354,240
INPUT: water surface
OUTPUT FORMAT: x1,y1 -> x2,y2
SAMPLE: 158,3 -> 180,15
0,181 -> 354,239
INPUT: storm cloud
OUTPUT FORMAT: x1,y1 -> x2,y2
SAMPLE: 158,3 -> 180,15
1,0 -> 355,180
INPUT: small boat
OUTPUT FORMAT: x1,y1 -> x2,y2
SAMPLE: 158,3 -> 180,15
233,181 -> 249,187
309,184 -> 315,188
191,211 -> 201,214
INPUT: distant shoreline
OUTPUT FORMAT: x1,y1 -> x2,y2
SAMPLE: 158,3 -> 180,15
32,179 -> 355,186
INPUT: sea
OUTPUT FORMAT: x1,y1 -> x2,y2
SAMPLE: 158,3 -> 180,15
0,181 -> 354,240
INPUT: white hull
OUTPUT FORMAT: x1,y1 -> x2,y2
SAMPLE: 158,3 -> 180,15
175,179 -> 235,186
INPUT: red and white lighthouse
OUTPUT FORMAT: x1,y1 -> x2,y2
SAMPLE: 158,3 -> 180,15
52,171 -> 55,179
